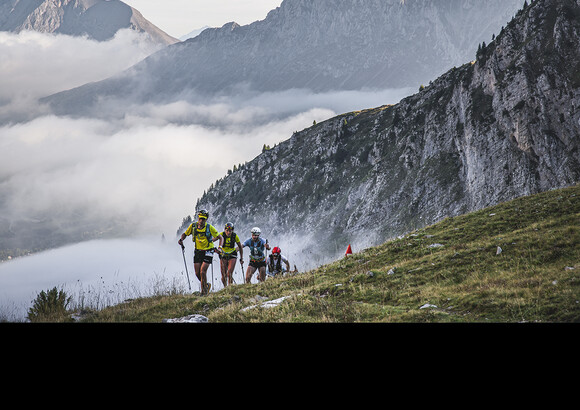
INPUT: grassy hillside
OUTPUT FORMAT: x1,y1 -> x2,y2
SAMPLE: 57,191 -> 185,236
79,184 -> 580,323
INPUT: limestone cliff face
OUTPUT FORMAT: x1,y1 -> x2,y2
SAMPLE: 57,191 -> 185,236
0,0 -> 178,45
191,0 -> 580,268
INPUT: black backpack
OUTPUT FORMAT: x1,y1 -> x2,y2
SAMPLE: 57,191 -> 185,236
268,254 -> 282,271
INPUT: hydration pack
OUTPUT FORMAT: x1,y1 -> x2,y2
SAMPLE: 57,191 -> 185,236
195,223 -> 213,242
268,254 -> 282,271
222,232 -> 237,248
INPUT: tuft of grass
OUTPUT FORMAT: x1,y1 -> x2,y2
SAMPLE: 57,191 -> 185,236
27,287 -> 73,323
82,184 -> 580,323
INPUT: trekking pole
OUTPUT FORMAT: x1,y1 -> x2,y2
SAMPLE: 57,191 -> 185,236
264,239 -> 269,281
181,245 -> 191,292
211,258 -> 214,292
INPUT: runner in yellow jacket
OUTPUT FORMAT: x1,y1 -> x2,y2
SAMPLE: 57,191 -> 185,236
219,222 -> 244,287
178,209 -> 223,295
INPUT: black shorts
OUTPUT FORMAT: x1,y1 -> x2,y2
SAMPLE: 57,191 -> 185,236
249,259 -> 266,269
194,248 -> 215,264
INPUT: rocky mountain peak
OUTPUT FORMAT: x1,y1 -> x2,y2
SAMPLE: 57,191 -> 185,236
0,0 -> 178,45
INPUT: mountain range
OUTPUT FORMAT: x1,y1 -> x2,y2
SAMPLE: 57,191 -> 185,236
41,0 -> 525,117
0,0 -> 178,45
3,0 -> 574,268
189,0 -> 580,269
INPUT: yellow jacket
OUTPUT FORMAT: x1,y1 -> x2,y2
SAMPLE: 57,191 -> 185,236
184,222 -> 219,250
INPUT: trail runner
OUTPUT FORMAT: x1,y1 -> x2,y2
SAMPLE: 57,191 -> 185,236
242,227 -> 270,283
219,222 -> 244,287
267,247 -> 291,277
178,209 -> 223,295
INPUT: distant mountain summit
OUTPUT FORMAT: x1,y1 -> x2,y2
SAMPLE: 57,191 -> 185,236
179,25 -> 210,41
43,0 -> 525,116
0,0 -> 178,45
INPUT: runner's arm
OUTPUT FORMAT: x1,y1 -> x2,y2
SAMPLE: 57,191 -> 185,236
237,240 -> 244,260
178,224 -> 193,247
212,234 -> 224,254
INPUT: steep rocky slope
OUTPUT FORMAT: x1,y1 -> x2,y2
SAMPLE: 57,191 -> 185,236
189,0 -> 580,269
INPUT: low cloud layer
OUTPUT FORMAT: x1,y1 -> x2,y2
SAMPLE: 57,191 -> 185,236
0,105 -> 335,236
0,30 -> 413,237
0,29 -> 164,122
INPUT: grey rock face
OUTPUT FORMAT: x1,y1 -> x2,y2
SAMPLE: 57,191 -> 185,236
191,0 -> 580,269
0,0 -> 178,45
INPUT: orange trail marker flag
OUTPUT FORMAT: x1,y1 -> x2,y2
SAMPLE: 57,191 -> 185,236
345,244 -> 352,257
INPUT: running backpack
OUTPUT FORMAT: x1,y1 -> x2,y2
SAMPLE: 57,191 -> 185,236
221,232 -> 237,249
195,224 -> 213,242
268,254 -> 282,271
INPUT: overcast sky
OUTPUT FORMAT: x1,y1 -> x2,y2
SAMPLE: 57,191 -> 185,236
122,0 -> 283,38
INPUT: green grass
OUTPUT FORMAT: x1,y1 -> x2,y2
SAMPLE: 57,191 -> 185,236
79,184 -> 580,323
